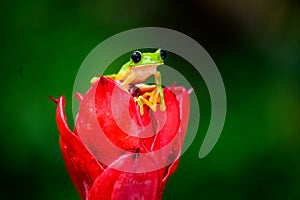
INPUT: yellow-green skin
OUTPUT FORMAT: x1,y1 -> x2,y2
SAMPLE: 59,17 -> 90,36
115,49 -> 164,83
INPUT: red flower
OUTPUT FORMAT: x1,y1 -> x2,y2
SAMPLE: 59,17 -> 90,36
52,76 -> 190,200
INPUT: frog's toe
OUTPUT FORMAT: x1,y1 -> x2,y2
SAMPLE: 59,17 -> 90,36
150,104 -> 157,112
160,104 -> 166,112
134,97 -> 144,115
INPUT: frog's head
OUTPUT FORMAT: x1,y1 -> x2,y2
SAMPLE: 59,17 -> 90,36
128,49 -> 167,67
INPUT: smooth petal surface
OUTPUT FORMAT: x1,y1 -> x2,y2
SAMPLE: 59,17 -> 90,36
88,153 -> 160,200
55,96 -> 104,200
156,86 -> 191,197
162,86 -> 191,180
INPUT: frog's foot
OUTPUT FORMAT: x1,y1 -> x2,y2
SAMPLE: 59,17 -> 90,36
90,76 -> 100,84
134,86 -> 165,115
134,92 -> 157,115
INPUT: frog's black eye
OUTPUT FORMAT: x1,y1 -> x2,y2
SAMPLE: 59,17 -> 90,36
160,49 -> 167,60
131,51 -> 142,63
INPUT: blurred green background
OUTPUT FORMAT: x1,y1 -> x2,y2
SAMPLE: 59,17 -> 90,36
1,0 -> 300,199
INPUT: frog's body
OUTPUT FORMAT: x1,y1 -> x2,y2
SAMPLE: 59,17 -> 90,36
91,49 -> 167,115
116,64 -> 158,84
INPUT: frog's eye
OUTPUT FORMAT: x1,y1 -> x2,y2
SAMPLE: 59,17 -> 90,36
131,51 -> 142,63
160,49 -> 167,60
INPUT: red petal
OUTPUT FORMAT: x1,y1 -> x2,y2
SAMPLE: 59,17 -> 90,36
94,77 -> 180,152
88,153 -> 160,200
143,88 -> 180,151
172,86 -> 190,143
112,171 -> 159,200
87,166 -> 121,200
55,96 -> 104,199
76,76 -> 184,172
94,77 -> 147,151
155,86 -> 191,196
161,86 -> 191,181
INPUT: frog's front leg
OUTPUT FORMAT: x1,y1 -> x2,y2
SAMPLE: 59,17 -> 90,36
121,73 -> 135,90
90,74 -> 117,84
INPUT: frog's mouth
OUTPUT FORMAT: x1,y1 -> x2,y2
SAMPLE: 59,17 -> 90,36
131,63 -> 163,72
132,63 -> 163,69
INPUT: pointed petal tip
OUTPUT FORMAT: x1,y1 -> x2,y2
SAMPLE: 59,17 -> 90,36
75,92 -> 84,103
188,87 -> 194,95
48,96 -> 58,104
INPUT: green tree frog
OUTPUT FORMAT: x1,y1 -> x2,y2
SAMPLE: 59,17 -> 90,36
91,49 -> 167,115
